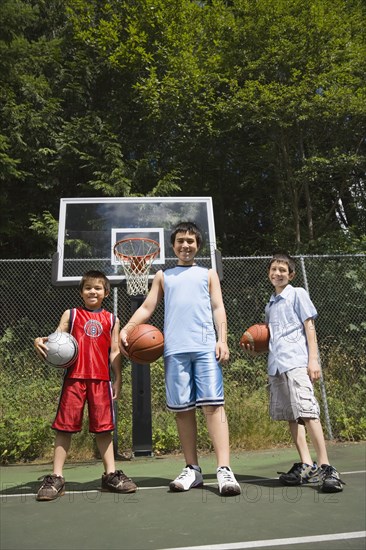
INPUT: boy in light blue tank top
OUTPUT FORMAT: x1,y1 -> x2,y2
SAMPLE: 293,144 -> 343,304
120,222 -> 241,496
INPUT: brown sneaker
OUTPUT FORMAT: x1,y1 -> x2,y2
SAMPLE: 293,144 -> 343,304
36,474 -> 65,501
101,470 -> 137,493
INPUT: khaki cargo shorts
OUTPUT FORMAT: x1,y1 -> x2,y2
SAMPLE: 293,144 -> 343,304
269,368 -> 320,422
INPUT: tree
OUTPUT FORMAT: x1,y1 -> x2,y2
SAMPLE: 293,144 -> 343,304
214,0 -> 366,252
1,0 -> 365,257
0,0 -> 66,256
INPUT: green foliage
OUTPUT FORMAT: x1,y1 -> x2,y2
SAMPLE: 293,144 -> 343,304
0,258 -> 365,462
0,374 -> 58,462
29,210 -> 59,252
226,384 -> 292,450
1,336 -> 365,462
0,318 -> 48,369
0,135 -> 23,181
0,0 -> 365,257
0,407 -> 52,463
0,318 -> 66,462
153,423 -> 181,455
322,347 -> 366,441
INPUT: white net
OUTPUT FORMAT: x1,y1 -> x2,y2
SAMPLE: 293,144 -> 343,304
114,238 -> 160,296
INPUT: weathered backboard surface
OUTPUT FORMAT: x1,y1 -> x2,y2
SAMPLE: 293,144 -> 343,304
52,197 -> 221,286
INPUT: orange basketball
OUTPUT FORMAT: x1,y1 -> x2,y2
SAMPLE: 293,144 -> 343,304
127,324 -> 164,365
240,323 -> 270,353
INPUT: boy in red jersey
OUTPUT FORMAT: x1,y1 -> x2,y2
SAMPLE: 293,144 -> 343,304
34,270 -> 136,500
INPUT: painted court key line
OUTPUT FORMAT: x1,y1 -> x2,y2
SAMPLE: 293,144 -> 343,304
160,531 -> 366,550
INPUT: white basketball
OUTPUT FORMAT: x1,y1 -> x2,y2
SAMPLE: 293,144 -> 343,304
45,332 -> 78,368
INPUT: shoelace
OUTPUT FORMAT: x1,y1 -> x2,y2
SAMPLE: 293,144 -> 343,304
278,463 -> 303,476
218,468 -> 234,482
321,466 -> 345,485
176,468 -> 191,480
40,475 -> 55,487
37,474 -> 63,488
115,470 -> 132,481
289,463 -> 304,474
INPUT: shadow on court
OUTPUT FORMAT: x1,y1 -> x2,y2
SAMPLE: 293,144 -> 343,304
0,475 -> 279,496
1,442 -> 365,550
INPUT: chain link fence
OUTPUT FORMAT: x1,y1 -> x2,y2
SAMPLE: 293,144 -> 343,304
1,255 -> 365,461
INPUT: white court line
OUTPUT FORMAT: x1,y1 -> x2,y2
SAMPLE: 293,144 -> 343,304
1,470 -> 364,500
158,532 -> 366,550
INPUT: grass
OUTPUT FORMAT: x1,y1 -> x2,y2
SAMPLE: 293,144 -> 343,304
1,346 -> 365,463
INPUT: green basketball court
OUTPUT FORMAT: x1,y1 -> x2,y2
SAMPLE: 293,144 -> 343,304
1,442 -> 365,550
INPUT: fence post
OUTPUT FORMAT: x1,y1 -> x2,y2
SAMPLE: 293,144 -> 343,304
113,285 -> 119,457
299,256 -> 334,440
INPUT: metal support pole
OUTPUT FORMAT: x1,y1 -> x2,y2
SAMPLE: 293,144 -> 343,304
300,256 -> 334,439
113,285 -> 119,458
130,295 -> 153,457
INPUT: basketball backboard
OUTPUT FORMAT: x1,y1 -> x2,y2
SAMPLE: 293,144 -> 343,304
52,197 -> 221,286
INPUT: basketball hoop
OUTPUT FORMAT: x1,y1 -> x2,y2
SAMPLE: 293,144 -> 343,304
114,237 -> 160,296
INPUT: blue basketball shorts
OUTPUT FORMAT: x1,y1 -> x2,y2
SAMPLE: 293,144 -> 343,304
164,351 -> 225,412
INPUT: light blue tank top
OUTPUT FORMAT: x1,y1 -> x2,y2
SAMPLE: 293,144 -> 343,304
163,265 -> 216,357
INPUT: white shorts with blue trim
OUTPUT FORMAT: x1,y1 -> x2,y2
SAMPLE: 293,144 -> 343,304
164,351 -> 225,412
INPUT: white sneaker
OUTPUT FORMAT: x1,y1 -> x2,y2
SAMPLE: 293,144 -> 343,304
169,465 -> 204,492
217,466 -> 241,496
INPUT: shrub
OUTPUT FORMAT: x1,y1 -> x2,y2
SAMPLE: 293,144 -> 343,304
0,374 -> 58,462
1,337 -> 365,463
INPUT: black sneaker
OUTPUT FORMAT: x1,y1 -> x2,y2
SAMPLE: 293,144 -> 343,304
36,474 -> 65,501
101,470 -> 137,493
319,464 -> 345,493
278,462 -> 319,486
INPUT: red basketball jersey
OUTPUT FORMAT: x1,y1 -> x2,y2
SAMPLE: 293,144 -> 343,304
66,308 -> 115,380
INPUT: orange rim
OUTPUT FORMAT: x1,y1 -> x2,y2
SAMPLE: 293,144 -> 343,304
113,237 -> 160,263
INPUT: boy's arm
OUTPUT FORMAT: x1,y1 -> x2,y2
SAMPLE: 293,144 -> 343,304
119,270 -> 164,354
34,310 -> 71,360
208,269 -> 229,363
304,317 -> 321,382
110,318 -> 122,399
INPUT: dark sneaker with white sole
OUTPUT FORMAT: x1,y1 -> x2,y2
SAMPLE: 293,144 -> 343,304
278,462 -> 320,486
319,464 -> 345,493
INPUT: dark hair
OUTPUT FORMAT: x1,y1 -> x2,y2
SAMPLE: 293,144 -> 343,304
79,270 -> 111,293
268,253 -> 296,274
170,221 -> 203,248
